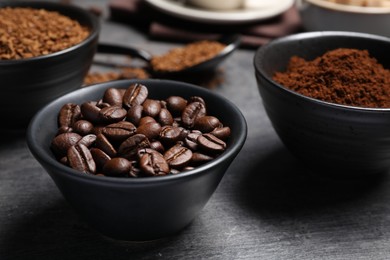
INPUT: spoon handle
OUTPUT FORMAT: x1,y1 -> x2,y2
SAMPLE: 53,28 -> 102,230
97,43 -> 152,62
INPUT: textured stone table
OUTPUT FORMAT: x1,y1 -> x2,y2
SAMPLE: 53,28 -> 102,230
2,1 -> 390,259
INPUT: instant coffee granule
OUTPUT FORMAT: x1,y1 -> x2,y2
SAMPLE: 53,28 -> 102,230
0,7 -> 89,60
150,40 -> 226,72
273,48 -> 390,108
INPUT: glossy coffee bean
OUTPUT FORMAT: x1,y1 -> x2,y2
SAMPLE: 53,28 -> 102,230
142,99 -> 161,117
191,152 -> 214,165
164,143 -> 193,169
139,148 -> 170,176
51,132 -> 82,158
81,101 -> 101,123
182,101 -> 206,128
99,106 -> 127,124
210,126 -> 231,141
136,121 -> 161,140
67,143 -> 96,174
159,126 -> 188,145
103,87 -> 125,106
158,108 -> 174,126
77,134 -> 97,148
90,147 -> 111,171
73,120 -> 94,135
95,133 -> 117,158
123,83 -> 148,108
165,96 -> 187,116
185,131 -> 202,151
118,134 -> 150,160
197,133 -> 226,153
103,157 -> 132,177
58,103 -> 81,128
194,116 -> 221,133
102,121 -> 136,142
126,104 -> 143,126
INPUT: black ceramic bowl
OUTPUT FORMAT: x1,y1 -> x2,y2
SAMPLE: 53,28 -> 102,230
0,1 -> 99,130
27,79 -> 247,241
254,31 -> 390,175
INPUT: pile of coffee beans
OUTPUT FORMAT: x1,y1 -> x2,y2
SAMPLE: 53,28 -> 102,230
50,83 -> 231,177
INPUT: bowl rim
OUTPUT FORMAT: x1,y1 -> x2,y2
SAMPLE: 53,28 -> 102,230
26,78 -> 248,185
302,0 -> 390,14
0,1 -> 100,64
254,31 -> 390,112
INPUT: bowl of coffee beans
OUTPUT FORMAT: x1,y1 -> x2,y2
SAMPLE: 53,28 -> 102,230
0,1 -> 99,130
254,31 -> 390,176
26,79 -> 247,241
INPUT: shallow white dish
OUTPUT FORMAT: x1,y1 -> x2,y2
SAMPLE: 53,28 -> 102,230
145,0 -> 295,24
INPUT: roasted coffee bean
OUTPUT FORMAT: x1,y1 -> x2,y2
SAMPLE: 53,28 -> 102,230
96,100 -> 111,109
51,132 -> 82,158
90,147 -> 111,171
118,134 -> 150,160
58,103 -> 81,127
210,126 -> 231,140
56,126 -> 73,135
123,83 -> 148,108
165,96 -> 187,116
189,96 -> 205,105
138,116 -> 156,126
103,87 -> 125,106
164,143 -> 193,169
103,157 -> 132,177
77,134 -> 97,148
197,133 -> 226,153
126,104 -> 143,126
102,121 -> 136,142
191,152 -> 214,165
139,148 -> 170,176
157,108 -> 174,126
142,99 -> 161,117
67,143 -> 96,174
73,120 -> 94,135
95,133 -> 117,158
159,125 -> 188,145
81,101 -> 101,123
194,116 -> 221,133
136,121 -> 161,140
182,101 -> 206,128
91,125 -> 105,136
184,130 -> 202,151
150,140 -> 165,153
99,105 -> 127,123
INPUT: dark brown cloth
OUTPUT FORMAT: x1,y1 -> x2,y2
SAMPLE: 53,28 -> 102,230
109,0 -> 303,49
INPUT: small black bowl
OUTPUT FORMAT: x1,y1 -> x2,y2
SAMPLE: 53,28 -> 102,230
254,31 -> 390,175
27,79 -> 247,241
0,1 -> 100,130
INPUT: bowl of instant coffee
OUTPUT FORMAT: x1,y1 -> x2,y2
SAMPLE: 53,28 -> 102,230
26,79 -> 247,241
254,31 -> 390,176
0,1 -> 99,131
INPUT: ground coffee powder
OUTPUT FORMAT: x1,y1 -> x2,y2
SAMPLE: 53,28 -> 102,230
273,48 -> 390,108
0,7 -> 89,60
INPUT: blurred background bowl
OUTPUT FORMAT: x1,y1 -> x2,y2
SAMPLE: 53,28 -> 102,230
26,79 -> 247,241
0,1 -> 99,131
297,0 -> 390,37
254,31 -> 390,175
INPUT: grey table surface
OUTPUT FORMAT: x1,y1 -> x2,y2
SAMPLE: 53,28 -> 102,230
2,1 -> 390,259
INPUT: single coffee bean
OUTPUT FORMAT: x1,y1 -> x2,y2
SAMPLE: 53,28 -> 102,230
77,134 -> 97,148
164,143 -> 193,169
159,125 -> 188,145
95,133 -> 117,158
194,116 -> 221,133
51,132 -> 82,158
191,152 -> 214,165
197,133 -> 226,153
138,116 -> 156,126
90,147 -> 111,171
142,99 -> 161,117
103,87 -> 125,106
150,140 -> 165,153
189,96 -> 205,105
210,126 -> 231,141
58,103 -> 81,128
182,101 -> 206,128
157,108 -> 174,126
73,119 -> 94,135
103,157 -> 132,177
81,101 -> 101,123
165,96 -> 187,116
123,83 -> 148,108
67,143 -> 96,174
136,121 -> 161,140
118,134 -> 150,160
99,105 -> 127,124
184,130 -> 202,151
139,148 -> 170,176
126,104 -> 143,126
102,121 -> 136,142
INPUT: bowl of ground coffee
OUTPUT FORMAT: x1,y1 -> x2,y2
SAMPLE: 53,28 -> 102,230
26,78 -> 247,241
254,31 -> 390,175
0,1 -> 99,131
